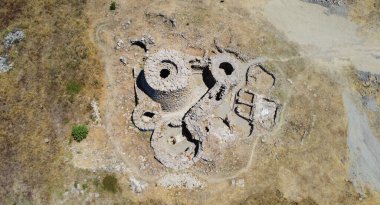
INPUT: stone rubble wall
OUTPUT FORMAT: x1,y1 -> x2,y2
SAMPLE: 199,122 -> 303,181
1,30 -> 25,73
150,122 -> 197,170
0,56 -> 12,73
4,30 -> 25,50
132,101 -> 161,131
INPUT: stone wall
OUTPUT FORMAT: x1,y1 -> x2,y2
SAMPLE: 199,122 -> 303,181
141,49 -> 192,111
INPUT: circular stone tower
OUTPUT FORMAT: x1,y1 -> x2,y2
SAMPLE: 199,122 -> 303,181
142,49 -> 192,111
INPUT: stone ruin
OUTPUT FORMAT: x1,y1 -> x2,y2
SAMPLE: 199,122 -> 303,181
132,48 -> 280,170
0,30 -> 25,73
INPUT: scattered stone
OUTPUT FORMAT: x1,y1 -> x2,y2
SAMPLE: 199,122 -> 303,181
4,30 -> 25,50
213,38 -> 250,61
123,19 -> 131,30
116,39 -> 124,50
145,12 -> 176,28
58,181 -> 101,204
303,0 -> 344,7
214,38 -> 224,53
44,138 -> 50,143
91,100 -> 101,124
158,173 -> 204,190
231,178 -> 245,188
190,57 -> 209,70
120,56 -> 127,66
225,47 -> 250,62
361,96 -> 379,112
97,162 -> 130,173
303,0 -> 347,16
326,4 -> 348,16
356,70 -> 380,85
209,118 -> 237,142
0,30 -> 23,73
129,34 -> 155,52
0,56 -> 12,73
356,71 -> 371,82
168,118 -> 183,127
129,177 -> 148,193
255,98 -> 279,129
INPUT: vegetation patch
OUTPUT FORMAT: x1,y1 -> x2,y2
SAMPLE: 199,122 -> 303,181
102,175 -> 120,193
71,125 -> 89,142
0,0 -> 103,203
66,81 -> 82,95
110,1 -> 116,11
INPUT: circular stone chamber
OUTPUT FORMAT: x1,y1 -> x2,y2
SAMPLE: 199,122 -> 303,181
141,49 -> 192,111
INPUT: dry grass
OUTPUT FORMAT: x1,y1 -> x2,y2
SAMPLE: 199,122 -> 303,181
0,0 -> 102,203
241,189 -> 318,205
347,0 -> 380,36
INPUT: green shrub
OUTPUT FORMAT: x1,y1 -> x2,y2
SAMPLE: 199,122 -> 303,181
110,1 -> 116,10
82,183 -> 88,190
71,125 -> 88,142
93,178 -> 100,187
66,81 -> 81,95
102,175 -> 120,193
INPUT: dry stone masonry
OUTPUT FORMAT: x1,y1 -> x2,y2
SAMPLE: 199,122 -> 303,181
4,30 -> 25,51
0,57 -> 12,73
1,30 -> 25,73
129,34 -> 155,52
140,49 -> 192,111
132,47 -> 281,170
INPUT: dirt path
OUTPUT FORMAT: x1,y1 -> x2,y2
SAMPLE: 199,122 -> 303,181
263,0 -> 380,73
343,91 -> 380,195
263,2 -> 380,194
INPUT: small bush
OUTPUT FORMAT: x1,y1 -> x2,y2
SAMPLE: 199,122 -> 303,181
102,175 -> 120,193
110,1 -> 116,10
82,183 -> 88,190
66,81 -> 81,95
71,125 -> 88,142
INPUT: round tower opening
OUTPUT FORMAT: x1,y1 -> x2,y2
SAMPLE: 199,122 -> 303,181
141,111 -> 155,122
143,112 -> 155,118
219,62 -> 234,75
160,68 -> 170,78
